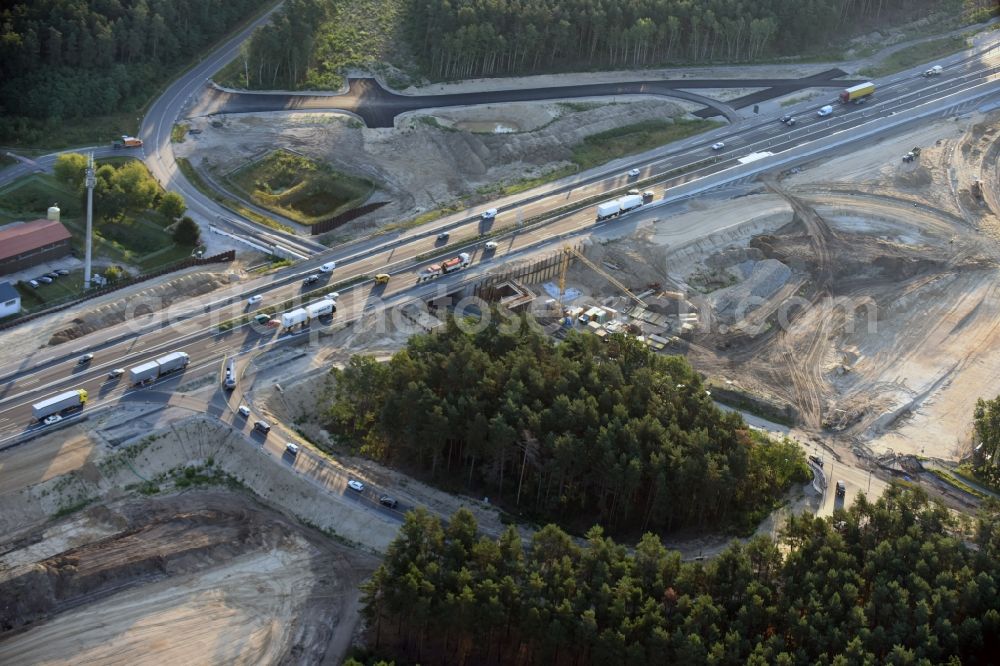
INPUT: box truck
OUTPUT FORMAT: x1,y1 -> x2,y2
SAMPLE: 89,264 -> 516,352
281,308 -> 309,329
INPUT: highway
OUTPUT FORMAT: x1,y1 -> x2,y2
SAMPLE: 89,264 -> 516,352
2,47 -> 1000,444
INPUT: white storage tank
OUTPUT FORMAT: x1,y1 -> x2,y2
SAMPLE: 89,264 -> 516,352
47,204 -> 60,221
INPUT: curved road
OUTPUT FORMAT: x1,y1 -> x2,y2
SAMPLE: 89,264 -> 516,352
192,70 -> 861,127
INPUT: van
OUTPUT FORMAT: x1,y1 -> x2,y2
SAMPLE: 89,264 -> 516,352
835,480 -> 846,497
481,208 -> 497,220
320,261 -> 336,272
253,420 -> 271,434
817,105 -> 834,117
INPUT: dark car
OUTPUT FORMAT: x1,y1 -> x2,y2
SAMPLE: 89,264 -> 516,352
303,274 -> 320,285
253,420 -> 271,434
54,269 -> 70,276
379,495 -> 399,508
780,115 -> 792,123
437,232 -> 450,242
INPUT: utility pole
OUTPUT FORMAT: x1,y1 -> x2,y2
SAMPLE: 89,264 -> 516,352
83,153 -> 96,289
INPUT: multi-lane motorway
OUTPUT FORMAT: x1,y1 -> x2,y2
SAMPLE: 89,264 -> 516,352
2,44 -> 1000,447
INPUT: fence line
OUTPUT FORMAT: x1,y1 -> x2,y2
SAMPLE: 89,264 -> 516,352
0,250 -> 236,332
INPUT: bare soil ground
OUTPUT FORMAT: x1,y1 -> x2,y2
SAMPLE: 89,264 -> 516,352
582,110 -> 1000,466
0,491 -> 374,665
179,98 -> 688,241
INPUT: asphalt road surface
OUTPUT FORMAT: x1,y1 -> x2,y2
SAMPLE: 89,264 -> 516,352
192,69 -> 862,126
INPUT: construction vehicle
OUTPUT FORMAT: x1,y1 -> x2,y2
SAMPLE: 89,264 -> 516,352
972,180 -> 983,200
32,389 -> 88,421
839,82 -> 875,104
419,253 -> 471,281
902,146 -> 921,163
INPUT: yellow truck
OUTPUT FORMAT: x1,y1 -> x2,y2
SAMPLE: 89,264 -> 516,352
839,82 -> 875,104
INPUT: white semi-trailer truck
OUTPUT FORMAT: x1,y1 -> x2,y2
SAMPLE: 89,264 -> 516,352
32,389 -> 88,421
128,352 -> 190,385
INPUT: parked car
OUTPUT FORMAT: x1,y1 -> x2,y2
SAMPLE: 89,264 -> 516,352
480,208 -> 497,220
484,241 -> 499,251
711,142 -> 725,150
303,274 -> 320,285
54,269 -> 70,276
107,368 -> 125,379
28,280 -> 39,288
253,420 -> 271,434
285,442 -> 300,456
379,495 -> 398,508
78,353 -> 94,365
627,168 -> 640,178
46,272 -> 59,279
188,128 -> 203,135
37,276 -> 53,284
43,414 -> 63,426
347,479 -> 365,492
247,295 -> 263,305
238,405 -> 251,418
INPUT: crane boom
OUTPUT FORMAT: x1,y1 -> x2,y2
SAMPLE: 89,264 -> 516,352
561,246 -> 647,307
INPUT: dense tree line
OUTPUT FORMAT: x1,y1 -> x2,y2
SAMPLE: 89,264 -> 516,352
327,317 -> 808,534
359,487 -> 1000,665
54,152 -> 186,223
403,0 -> 959,78
0,0 -> 269,139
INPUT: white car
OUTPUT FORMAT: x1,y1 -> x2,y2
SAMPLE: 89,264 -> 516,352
247,295 -> 263,305
238,405 -> 251,418
285,442 -> 299,456
627,168 -> 640,177
108,368 -> 125,379
347,479 -> 365,492
480,208 -> 497,220
484,241 -> 498,250
325,292 -> 340,300
711,142 -> 725,150
43,414 -> 63,426
320,261 -> 336,272
817,105 -> 833,117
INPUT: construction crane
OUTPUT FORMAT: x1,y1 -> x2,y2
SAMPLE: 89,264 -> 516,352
557,245 -> 647,318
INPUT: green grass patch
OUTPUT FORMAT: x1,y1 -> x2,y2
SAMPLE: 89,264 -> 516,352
0,173 -> 83,218
860,36 -> 968,78
571,118 -> 722,170
53,497 -> 96,519
557,101 -> 603,113
176,157 -> 294,233
226,149 -> 374,226
171,123 -> 189,143
926,467 -> 988,500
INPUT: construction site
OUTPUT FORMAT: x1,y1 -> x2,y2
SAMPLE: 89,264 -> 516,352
3,56 -> 1000,663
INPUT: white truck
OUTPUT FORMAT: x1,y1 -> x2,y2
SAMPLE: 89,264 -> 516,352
923,65 -> 943,77
32,389 -> 88,421
281,308 -> 309,329
596,194 -> 644,221
128,352 -> 190,385
305,298 -> 336,318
